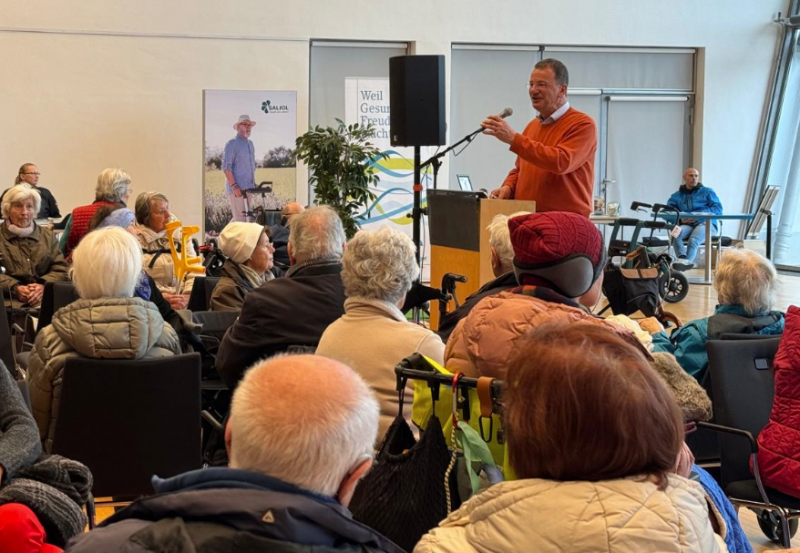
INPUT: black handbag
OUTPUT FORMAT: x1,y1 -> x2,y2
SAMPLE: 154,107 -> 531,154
349,415 -> 459,552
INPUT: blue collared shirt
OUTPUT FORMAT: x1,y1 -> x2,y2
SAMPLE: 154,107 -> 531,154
222,135 -> 256,193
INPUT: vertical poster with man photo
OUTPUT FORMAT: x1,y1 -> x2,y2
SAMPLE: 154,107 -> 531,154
344,78 -> 431,280
203,90 -> 297,239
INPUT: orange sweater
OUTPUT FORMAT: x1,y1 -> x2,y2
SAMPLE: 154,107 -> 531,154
502,107 -> 597,216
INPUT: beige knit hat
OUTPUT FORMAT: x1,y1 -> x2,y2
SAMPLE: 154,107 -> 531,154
219,222 -> 264,264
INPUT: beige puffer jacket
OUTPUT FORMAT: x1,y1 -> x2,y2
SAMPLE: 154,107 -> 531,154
445,290 -> 651,379
28,297 -> 182,452
415,475 -> 728,553
135,224 -> 198,294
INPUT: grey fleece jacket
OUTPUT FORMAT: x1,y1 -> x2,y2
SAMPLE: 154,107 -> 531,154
0,363 -> 41,482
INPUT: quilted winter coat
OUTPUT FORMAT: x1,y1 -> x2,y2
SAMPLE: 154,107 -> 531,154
414,475 -> 728,553
27,297 -> 182,452
444,286 -> 651,379
757,305 -> 800,497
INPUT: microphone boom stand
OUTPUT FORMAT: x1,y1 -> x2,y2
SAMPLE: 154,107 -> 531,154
405,127 -> 483,322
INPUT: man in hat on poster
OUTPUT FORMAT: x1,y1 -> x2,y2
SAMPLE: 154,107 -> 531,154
223,115 -> 257,222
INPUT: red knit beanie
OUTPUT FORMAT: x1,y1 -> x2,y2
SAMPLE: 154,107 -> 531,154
509,212 -> 605,290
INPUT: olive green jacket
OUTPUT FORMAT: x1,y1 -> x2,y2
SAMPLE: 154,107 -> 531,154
0,223 -> 69,307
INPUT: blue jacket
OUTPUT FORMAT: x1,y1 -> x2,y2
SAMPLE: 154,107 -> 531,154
694,465 -> 754,553
66,468 -> 405,553
667,183 -> 723,232
652,304 -> 784,381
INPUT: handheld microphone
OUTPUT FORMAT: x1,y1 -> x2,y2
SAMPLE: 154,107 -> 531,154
476,107 -> 513,134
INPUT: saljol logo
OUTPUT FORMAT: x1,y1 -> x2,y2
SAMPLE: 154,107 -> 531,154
261,99 -> 290,115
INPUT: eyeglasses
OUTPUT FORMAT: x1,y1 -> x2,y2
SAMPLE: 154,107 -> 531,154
22,172 -> 41,176
527,82 -> 552,90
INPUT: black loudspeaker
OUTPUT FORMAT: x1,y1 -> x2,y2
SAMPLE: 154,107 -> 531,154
389,55 -> 446,147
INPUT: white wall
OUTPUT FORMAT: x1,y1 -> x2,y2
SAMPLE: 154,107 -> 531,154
0,0 -> 787,227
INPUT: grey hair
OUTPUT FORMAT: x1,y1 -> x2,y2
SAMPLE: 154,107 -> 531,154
2,184 -> 41,219
70,227 -> 143,299
714,248 -> 778,316
342,226 -> 419,304
535,58 -> 569,86
229,354 -> 379,497
487,211 -> 531,275
95,168 -> 132,203
135,191 -> 169,227
288,206 -> 345,262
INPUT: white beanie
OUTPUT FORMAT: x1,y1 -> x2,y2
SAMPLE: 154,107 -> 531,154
219,222 -> 264,264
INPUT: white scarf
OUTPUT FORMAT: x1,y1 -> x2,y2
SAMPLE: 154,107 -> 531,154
5,222 -> 35,237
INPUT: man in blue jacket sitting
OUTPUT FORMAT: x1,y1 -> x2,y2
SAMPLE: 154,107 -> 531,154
667,167 -> 723,271
66,355 -> 403,553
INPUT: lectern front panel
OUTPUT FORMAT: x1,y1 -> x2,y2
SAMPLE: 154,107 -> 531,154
427,190 -> 482,251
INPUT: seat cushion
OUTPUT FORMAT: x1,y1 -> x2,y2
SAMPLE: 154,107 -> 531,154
16,351 -> 30,371
726,479 -> 800,510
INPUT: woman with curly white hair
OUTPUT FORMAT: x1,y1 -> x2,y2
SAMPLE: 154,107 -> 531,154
316,226 -> 444,442
651,248 -> 784,381
0,184 -> 68,308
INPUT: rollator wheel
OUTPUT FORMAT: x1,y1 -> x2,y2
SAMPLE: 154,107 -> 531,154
756,509 -> 798,544
662,271 -> 689,303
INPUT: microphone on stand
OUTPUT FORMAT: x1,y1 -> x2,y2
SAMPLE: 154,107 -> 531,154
475,107 -> 513,135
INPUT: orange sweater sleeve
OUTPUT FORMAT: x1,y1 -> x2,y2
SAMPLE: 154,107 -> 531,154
501,156 -> 521,196
509,117 -> 596,175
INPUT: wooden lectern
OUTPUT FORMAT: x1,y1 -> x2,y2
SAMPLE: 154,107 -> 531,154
427,190 -> 536,329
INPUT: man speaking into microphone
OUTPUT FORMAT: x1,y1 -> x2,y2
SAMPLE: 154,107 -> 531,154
483,59 -> 597,217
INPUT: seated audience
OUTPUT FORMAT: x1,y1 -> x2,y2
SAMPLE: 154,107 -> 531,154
415,323 -> 726,553
651,248 -> 784,381
216,206 -> 347,389
0,184 -> 68,308
317,226 -> 445,441
446,211 -> 646,379
757,305 -> 800,499
28,227 -> 181,452
210,221 -> 280,312
66,354 -> 402,553
437,211 -> 529,341
270,202 -> 305,268
667,167 -> 723,271
0,163 -> 61,219
87,204 -> 200,346
0,361 -> 91,552
62,168 -> 133,258
134,192 -> 199,309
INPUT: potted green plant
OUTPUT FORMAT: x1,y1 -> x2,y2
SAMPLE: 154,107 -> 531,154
294,119 -> 387,238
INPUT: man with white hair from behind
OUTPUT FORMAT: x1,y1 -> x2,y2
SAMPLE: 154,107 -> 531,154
437,211 -> 531,341
66,355 -> 403,553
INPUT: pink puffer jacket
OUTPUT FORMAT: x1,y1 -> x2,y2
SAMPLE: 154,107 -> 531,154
444,288 -> 651,379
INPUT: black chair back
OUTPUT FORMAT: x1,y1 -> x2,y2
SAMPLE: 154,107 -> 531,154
204,277 -> 221,309
187,277 -> 221,312
191,310 -> 240,344
52,353 -> 202,498
0,307 -> 14,373
707,337 -> 781,486
37,281 -> 80,332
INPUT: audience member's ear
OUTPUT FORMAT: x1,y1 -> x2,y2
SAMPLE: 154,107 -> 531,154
336,456 -> 372,507
287,242 -> 295,265
224,419 -> 233,458
490,246 -> 501,274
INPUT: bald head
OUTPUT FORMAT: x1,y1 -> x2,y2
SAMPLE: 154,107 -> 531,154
683,167 -> 699,190
227,355 -> 379,498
